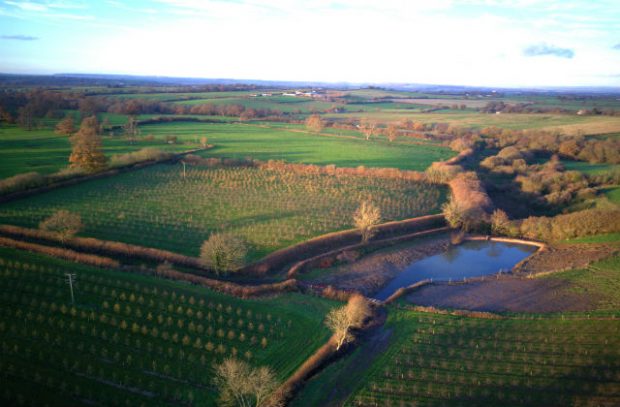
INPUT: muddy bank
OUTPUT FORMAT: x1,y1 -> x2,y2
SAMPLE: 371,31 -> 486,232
407,276 -> 599,313
405,243 -> 619,313
310,235 -> 450,295
513,243 -> 618,275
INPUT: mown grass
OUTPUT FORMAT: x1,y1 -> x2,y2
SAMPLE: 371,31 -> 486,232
0,163 -> 446,259
0,124 -> 196,179
326,111 -> 620,135
566,233 -> 620,244
0,247 -> 336,406
561,160 -> 620,175
344,309 -> 620,406
139,121 -> 453,171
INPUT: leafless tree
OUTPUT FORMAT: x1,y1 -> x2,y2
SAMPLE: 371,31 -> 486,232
385,123 -> 398,142
359,118 -> 377,140
39,210 -> 82,244
491,209 -> 510,235
213,358 -> 280,407
325,294 -> 372,351
69,116 -> 107,172
200,232 -> 248,275
305,114 -> 324,133
353,200 -> 381,243
55,115 -> 75,136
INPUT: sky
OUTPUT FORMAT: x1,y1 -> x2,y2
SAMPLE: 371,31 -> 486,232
0,0 -> 619,88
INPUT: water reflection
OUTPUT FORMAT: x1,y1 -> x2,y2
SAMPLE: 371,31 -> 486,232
373,240 -> 537,301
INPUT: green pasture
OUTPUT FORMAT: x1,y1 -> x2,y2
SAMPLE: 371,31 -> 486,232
140,121 -> 453,171
544,255 -> 620,310
0,124 -> 196,179
560,160 -> 620,175
327,111 -> 620,135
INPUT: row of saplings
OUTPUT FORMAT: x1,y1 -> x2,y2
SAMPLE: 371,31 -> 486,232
35,207 -> 376,406
213,294 -> 372,406
36,197 -> 382,275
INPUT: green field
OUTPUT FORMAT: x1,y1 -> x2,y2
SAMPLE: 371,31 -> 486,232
140,122 -> 453,171
327,111 -> 620,135
0,124 -> 197,179
0,247 -> 335,406
561,160 -> 620,175
544,255 -> 620,310
338,309 -> 620,406
0,164 -> 445,259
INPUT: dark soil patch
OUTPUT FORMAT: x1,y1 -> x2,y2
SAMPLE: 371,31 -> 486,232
406,276 -> 599,313
514,243 -> 618,274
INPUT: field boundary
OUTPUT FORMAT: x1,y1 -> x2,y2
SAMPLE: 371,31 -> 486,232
287,226 -> 450,278
0,235 -> 120,268
0,215 -> 446,278
243,214 -> 447,275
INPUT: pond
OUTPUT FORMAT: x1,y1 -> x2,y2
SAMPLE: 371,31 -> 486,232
373,240 -> 538,301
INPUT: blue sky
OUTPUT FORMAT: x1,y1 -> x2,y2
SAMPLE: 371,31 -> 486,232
0,0 -> 619,87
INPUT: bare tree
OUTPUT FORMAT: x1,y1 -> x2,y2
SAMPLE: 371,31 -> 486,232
385,123 -> 398,142
353,200 -> 381,243
39,210 -> 82,244
491,209 -> 510,235
213,358 -> 279,407
123,115 -> 140,144
442,198 -> 466,230
325,294 -> 372,351
305,114 -> 324,133
359,118 -> 377,141
55,115 -> 75,136
69,116 -> 107,172
200,232 -> 248,275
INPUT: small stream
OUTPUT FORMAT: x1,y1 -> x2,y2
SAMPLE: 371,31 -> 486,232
373,240 -> 538,301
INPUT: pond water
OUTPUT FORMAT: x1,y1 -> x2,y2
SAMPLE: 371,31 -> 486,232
373,240 -> 538,301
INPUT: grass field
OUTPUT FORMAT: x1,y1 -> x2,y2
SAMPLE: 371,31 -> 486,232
545,255 -> 620,310
0,247 -> 335,406
140,121 -> 453,171
0,125 -> 198,179
340,309 -> 620,406
0,164 -> 446,259
328,111 -> 620,135
561,160 -> 620,175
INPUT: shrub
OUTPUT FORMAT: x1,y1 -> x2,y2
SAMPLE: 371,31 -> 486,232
491,209 -> 510,235
39,210 -> 82,243
353,200 -> 381,244
200,233 -> 248,275
0,172 -> 45,195
109,148 -> 172,168
515,208 -> 620,241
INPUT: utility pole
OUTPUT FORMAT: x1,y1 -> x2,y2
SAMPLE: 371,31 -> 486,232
65,273 -> 76,304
